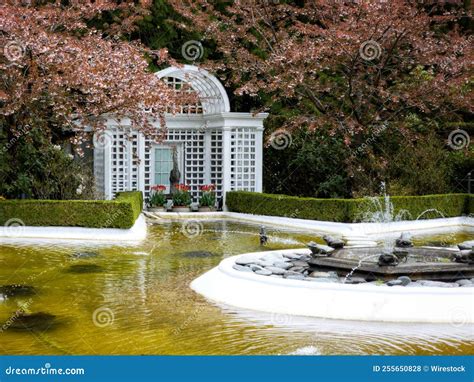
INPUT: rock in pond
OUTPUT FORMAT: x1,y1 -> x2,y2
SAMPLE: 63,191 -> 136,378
395,232 -> 413,248
397,276 -> 411,286
233,264 -> 253,272
456,279 -> 472,287
457,240 -> 474,250
386,279 -> 403,286
309,271 -> 332,278
282,253 -> 303,260
0,285 -> 37,298
343,277 -> 367,284
264,266 -> 287,275
323,235 -> 345,249
273,261 -> 293,270
307,242 -> 334,256
7,312 -> 57,331
66,264 -> 104,274
255,269 -> 272,276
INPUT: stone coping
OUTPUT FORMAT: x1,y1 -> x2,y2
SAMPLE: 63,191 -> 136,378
0,214 -> 147,243
190,248 -> 474,323
146,211 -> 473,242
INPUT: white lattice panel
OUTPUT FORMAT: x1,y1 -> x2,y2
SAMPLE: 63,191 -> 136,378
211,131 -> 223,199
230,128 -> 257,192
110,130 -> 140,195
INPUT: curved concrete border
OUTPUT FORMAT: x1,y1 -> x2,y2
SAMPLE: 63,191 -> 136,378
146,211 -> 473,246
0,214 -> 147,243
191,248 -> 474,324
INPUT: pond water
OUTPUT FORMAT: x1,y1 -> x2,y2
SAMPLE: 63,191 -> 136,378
0,220 -> 472,355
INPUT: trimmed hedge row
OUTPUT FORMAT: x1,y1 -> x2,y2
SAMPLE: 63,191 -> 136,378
226,191 -> 472,223
0,191 -> 143,229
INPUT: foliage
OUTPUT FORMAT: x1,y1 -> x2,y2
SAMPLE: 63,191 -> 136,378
0,0 -> 186,153
0,126 -> 96,199
199,184 -> 216,207
0,191 -> 143,229
148,184 -> 166,207
171,0 -> 473,196
226,191 -> 471,223
172,183 -> 191,206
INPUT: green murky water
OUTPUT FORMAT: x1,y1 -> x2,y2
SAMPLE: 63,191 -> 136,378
0,221 -> 472,355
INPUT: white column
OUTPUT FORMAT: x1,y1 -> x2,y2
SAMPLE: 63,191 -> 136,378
137,132 -> 146,195
255,127 -> 264,193
222,126 -> 233,209
104,141 -> 112,200
204,129 -> 212,184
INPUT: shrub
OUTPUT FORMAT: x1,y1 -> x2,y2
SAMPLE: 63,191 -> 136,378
0,191 -> 143,229
226,191 -> 471,222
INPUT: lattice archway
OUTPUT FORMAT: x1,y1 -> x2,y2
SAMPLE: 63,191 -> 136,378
157,65 -> 230,115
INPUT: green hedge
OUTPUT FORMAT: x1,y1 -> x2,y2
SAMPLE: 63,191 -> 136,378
226,191 -> 472,223
0,191 -> 143,229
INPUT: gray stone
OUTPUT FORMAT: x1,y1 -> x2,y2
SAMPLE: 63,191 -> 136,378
282,253 -> 302,260
307,242 -> 335,256
418,280 -> 458,288
190,202 -> 199,212
323,235 -> 345,249
461,284 -> 474,287
386,279 -> 403,286
258,260 -> 276,267
344,277 -> 367,284
284,274 -> 305,280
235,256 -> 259,265
255,268 -> 272,276
265,266 -> 287,275
456,279 -> 472,286
309,271 -> 332,278
292,260 -> 309,267
397,276 -> 412,286
288,266 -> 306,273
233,264 -> 253,272
396,232 -> 413,248
273,261 -> 293,270
457,240 -> 474,250
249,264 -> 264,272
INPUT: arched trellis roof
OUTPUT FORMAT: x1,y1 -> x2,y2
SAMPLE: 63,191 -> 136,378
156,65 -> 230,114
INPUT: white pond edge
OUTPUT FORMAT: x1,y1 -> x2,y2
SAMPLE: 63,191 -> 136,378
191,248 -> 474,324
147,211 -> 474,244
0,214 -> 147,243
